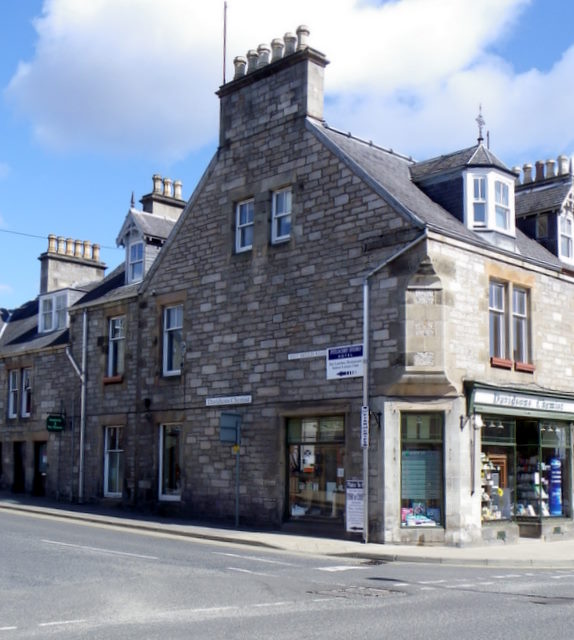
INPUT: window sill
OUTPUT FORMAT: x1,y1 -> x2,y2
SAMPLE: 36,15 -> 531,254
490,357 -> 513,369
514,362 -> 535,373
103,375 -> 124,385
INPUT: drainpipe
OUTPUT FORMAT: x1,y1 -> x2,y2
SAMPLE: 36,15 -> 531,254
361,230 -> 427,544
66,308 -> 87,503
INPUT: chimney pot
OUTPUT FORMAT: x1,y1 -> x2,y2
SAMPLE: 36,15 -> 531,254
246,49 -> 258,73
233,55 -> 247,79
257,44 -> 271,68
512,167 -> 522,185
558,154 -> 569,175
284,32 -> 297,55
271,38 -> 284,62
83,240 -> 91,259
174,180 -> 183,200
93,244 -> 101,262
523,163 -> 533,184
74,240 -> 83,258
48,234 -> 57,253
163,177 -> 173,197
152,174 -> 163,194
64,237 -> 73,256
296,25 -> 310,50
545,159 -> 556,179
535,160 -> 545,181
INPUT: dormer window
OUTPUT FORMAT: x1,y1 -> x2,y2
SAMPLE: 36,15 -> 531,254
128,241 -> 144,282
465,171 -> 515,236
495,181 -> 510,230
39,292 -> 68,333
473,177 -> 486,226
559,214 -> 574,262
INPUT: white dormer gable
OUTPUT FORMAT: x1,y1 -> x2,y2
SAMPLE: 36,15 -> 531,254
464,168 -> 516,238
558,189 -> 574,264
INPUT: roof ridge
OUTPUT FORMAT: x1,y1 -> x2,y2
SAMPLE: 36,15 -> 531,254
321,123 -> 413,163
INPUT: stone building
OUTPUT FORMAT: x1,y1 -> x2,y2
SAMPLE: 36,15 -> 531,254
4,25 -> 574,547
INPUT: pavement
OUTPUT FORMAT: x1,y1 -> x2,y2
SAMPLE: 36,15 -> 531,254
2,493 -> 574,568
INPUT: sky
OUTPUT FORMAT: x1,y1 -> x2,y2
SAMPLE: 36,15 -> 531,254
1,0 -> 574,310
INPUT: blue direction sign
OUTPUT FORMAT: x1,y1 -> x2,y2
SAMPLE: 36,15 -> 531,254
326,344 -> 364,379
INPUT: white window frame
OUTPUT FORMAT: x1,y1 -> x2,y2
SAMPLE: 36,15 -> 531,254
162,304 -> 183,376
494,180 -> 510,230
20,368 -> 32,418
472,176 -> 486,226
8,370 -> 18,419
159,424 -> 182,501
512,287 -> 530,364
559,213 -> 574,262
271,187 -> 292,243
128,241 -> 144,283
39,292 -> 68,333
235,198 -> 254,253
104,426 -> 124,498
489,281 -> 507,360
465,171 -> 515,236
107,316 -> 126,377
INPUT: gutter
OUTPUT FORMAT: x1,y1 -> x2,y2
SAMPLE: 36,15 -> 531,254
361,229 -> 428,543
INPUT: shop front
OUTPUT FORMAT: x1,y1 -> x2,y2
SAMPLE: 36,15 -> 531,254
469,383 -> 574,539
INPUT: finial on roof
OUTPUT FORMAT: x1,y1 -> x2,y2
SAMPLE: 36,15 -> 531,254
131,191 -> 135,208
476,104 -> 485,144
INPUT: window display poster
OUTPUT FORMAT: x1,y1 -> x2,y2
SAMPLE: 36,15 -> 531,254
302,445 -> 315,472
549,457 -> 563,516
345,479 -> 364,533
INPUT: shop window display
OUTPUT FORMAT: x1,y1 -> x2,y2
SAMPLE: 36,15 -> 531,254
480,418 -> 515,521
516,420 -> 571,519
287,416 -> 345,521
401,413 -> 444,527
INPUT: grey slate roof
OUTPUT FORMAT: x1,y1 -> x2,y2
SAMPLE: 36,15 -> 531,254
515,177 -> 573,217
308,121 -> 562,270
410,144 -> 514,182
73,264 -> 137,310
116,208 -> 176,246
0,298 -> 69,356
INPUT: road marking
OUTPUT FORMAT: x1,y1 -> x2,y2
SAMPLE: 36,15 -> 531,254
213,552 -> 294,566
418,580 -> 446,584
38,619 -> 86,627
41,539 -> 158,560
227,567 -> 271,577
253,602 -> 290,608
317,566 -> 368,572
0,627 -> 18,631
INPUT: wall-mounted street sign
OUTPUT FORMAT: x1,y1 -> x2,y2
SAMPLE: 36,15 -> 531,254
326,344 -> 364,379
46,414 -> 65,432
360,406 -> 369,449
206,395 -> 252,407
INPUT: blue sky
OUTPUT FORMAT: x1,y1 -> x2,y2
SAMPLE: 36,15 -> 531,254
1,0 -> 574,310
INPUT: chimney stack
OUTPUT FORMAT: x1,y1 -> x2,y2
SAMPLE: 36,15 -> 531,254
558,154 -> 570,175
535,160 -> 545,181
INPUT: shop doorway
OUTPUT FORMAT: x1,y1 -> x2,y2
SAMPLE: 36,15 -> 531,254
286,416 -> 345,527
33,441 -> 48,497
12,442 -> 25,493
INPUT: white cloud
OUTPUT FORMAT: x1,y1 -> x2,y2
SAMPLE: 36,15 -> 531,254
5,0 -> 573,166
